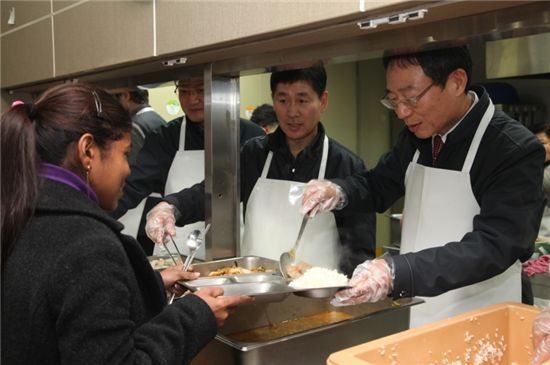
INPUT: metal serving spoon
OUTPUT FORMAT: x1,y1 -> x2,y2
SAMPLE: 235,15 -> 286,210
168,224 -> 210,304
279,216 -> 308,280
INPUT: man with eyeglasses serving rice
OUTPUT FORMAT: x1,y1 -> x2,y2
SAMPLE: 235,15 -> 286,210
300,45 -> 545,328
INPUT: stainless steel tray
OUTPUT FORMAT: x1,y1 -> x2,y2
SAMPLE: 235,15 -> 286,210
182,257 -> 353,302
182,273 -> 292,303
291,285 -> 352,299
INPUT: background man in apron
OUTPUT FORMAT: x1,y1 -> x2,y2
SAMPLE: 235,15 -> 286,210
108,87 -> 166,165
301,45 -> 544,327
111,76 -> 264,257
145,64 -> 376,276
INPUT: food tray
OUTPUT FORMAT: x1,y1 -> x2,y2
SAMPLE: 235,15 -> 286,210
327,302 -> 545,365
182,273 -> 291,304
292,285 -> 352,299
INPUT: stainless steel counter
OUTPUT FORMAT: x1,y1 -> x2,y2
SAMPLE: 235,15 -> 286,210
191,295 -> 422,365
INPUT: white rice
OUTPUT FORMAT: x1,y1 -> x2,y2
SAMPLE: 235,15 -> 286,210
288,266 -> 349,289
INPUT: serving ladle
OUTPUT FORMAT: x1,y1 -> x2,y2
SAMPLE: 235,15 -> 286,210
168,224 -> 210,304
279,216 -> 308,280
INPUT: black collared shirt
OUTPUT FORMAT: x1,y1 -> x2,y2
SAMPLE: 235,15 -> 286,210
166,123 -> 377,276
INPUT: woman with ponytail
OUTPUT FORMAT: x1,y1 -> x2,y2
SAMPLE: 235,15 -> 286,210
1,83 -> 251,365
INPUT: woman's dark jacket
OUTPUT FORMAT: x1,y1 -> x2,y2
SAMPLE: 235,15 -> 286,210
1,179 -> 217,365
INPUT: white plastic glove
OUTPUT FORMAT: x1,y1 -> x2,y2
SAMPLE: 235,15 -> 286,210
331,257 -> 393,306
145,201 -> 177,245
533,305 -> 550,364
300,179 -> 347,217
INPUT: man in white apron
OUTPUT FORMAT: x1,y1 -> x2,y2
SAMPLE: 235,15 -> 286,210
144,64 -> 376,276
112,77 -> 264,257
108,87 -> 166,165
301,46 -> 544,327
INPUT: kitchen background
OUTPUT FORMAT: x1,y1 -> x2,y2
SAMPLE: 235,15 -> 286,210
2,0 -> 549,255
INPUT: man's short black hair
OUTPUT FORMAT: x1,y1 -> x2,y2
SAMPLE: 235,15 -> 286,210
383,45 -> 472,91
529,122 -> 550,137
128,88 -> 149,105
250,104 -> 278,128
270,62 -> 327,98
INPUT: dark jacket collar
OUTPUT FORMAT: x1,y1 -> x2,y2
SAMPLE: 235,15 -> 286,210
38,178 -> 124,232
410,86 -> 490,150
266,122 -> 327,159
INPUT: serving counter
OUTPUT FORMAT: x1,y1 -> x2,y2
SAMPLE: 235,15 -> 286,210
191,295 -> 422,365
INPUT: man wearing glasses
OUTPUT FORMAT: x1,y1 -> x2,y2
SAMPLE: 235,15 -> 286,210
112,76 -> 264,254
301,45 -> 544,327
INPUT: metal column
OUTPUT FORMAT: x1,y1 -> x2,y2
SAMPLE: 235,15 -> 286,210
203,64 -> 241,260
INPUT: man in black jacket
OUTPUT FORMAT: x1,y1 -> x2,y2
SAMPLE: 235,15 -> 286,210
111,77 -> 264,254
301,45 -> 544,327
109,87 -> 166,165
146,64 -> 376,276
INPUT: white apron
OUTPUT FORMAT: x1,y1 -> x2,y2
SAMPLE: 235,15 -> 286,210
117,108 -> 164,238
153,117 -> 206,259
242,136 -> 340,270
118,195 -> 160,238
401,99 -> 521,328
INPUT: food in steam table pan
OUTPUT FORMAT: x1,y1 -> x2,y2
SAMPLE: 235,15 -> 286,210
149,257 -> 182,270
227,311 -> 353,342
208,266 -> 274,276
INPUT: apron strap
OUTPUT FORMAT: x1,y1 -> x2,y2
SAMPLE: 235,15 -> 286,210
135,106 -> 155,116
462,99 -> 495,173
407,96 -> 495,174
318,136 -> 329,179
411,149 -> 420,164
178,116 -> 187,151
260,135 -> 330,179
261,152 -> 273,178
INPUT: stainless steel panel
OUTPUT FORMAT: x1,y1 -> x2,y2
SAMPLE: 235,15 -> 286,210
486,32 -> 550,79
204,65 -> 241,260
192,296 -> 421,365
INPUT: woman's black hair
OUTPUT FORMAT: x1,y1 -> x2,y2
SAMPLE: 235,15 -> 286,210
1,83 -> 132,266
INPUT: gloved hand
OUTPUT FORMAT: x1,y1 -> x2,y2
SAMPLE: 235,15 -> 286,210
300,179 -> 347,217
331,257 -> 393,306
145,201 -> 177,244
533,305 -> 550,364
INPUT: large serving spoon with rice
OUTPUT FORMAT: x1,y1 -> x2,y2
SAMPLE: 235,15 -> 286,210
279,215 -> 308,279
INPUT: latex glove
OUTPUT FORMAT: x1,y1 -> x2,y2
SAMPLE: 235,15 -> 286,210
300,179 -> 347,217
145,201 -> 177,244
533,306 -> 550,364
331,257 -> 393,306
193,287 -> 254,327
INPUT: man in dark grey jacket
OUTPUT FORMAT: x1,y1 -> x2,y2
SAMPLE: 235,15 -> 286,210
301,45 -> 544,327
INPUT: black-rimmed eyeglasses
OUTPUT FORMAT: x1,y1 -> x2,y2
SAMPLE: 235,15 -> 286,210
380,82 -> 435,110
